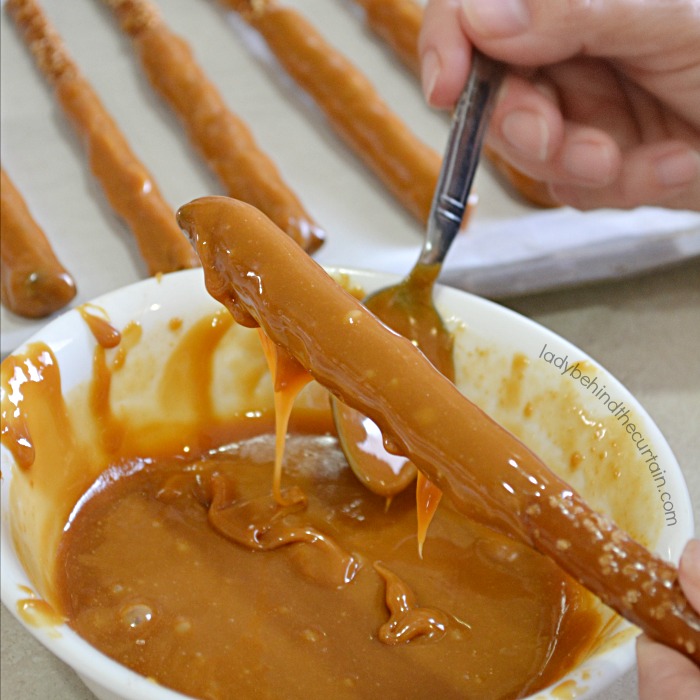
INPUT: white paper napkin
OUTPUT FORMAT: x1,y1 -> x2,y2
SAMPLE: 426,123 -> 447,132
367,207 -> 700,298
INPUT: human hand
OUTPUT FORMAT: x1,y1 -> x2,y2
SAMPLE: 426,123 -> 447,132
637,538 -> 700,700
418,0 -> 700,211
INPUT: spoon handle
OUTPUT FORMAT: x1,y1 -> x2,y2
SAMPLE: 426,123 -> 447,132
419,52 -> 504,267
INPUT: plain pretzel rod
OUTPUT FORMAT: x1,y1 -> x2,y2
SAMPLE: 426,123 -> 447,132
176,195 -> 700,664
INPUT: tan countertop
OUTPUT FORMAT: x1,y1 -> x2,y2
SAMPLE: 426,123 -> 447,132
2,257 -> 699,700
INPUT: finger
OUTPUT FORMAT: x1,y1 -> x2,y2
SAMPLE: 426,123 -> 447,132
486,73 -> 563,164
459,0 -> 700,128
486,76 -> 622,189
549,142 -> 700,211
543,58 -> 644,151
419,0 -> 471,108
637,635 -> 700,700
460,0 -> 698,65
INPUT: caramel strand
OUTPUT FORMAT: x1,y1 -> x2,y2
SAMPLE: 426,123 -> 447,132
5,0 -> 199,276
0,168 -> 77,318
102,0 -> 325,254
176,196 -> 700,663
218,0 -> 441,224
256,327 -> 314,505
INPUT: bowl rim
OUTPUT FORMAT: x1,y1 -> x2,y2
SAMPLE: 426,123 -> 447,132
1,266 -> 694,700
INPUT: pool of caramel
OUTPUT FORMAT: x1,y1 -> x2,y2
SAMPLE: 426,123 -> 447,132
1,296 -> 663,699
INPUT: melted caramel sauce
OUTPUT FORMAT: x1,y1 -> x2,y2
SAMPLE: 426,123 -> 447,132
56,434 -> 600,700
1,294 -> 604,700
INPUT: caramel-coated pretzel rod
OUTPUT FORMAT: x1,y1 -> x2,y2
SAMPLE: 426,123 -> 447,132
0,168 -> 77,318
103,0 -> 325,254
350,0 -> 423,75
5,0 -> 200,276
177,195 -> 700,665
219,0 -> 442,225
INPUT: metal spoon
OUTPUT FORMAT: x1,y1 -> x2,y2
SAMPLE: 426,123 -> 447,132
332,52 -> 504,497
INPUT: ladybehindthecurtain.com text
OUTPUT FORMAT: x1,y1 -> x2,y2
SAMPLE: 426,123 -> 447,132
539,343 -> 677,527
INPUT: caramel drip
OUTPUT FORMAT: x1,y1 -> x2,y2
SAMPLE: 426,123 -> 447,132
177,196 -> 700,663
103,0 -> 325,254
5,0 -> 199,275
221,0 -> 441,224
78,305 -> 122,349
374,562 -> 449,644
158,310 -> 234,438
89,344 -> 124,455
16,586 -> 65,628
0,168 -> 77,318
111,320 -> 142,370
415,473 -> 443,558
257,328 -> 313,505
74,305 -> 124,452
1,360 -> 35,470
0,343 -> 70,471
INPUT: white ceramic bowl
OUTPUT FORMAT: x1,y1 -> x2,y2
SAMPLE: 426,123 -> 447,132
1,267 -> 694,700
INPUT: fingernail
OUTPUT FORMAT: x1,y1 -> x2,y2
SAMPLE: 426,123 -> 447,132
654,147 -> 700,188
563,140 -> 617,184
462,0 -> 530,37
421,49 -> 440,105
501,110 -> 549,161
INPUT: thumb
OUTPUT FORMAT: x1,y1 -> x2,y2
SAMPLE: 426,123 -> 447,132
635,539 -> 700,700
636,634 -> 700,700
460,0 -> 698,67
679,538 -> 700,613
